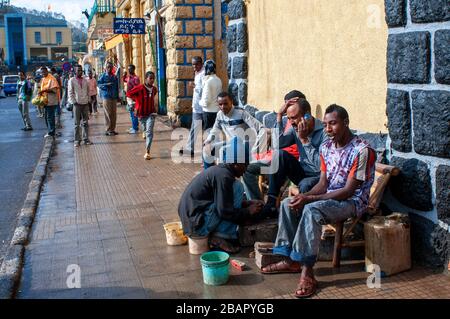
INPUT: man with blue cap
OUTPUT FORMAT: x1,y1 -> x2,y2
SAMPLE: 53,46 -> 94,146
178,136 -> 263,253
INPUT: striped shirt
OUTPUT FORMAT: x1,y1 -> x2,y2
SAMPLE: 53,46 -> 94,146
320,136 -> 376,216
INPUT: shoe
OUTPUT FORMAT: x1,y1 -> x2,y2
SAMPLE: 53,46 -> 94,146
128,128 -> 138,134
112,131 -> 119,135
24,127 -> 33,131
142,132 -> 146,139
144,152 -> 151,160
84,140 -> 93,145
74,141 -> 80,147
44,133 -> 54,138
20,127 -> 25,130
105,131 -> 114,136
260,202 -> 279,219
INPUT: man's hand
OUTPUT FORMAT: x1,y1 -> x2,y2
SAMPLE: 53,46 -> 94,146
203,141 -> 212,155
297,117 -> 310,143
188,81 -> 195,89
288,193 -> 311,211
247,202 -> 263,215
277,97 -> 299,122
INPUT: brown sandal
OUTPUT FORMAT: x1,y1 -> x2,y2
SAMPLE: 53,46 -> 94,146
294,276 -> 318,298
260,260 -> 302,274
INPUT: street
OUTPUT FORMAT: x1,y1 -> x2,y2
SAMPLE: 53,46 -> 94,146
0,96 -> 47,264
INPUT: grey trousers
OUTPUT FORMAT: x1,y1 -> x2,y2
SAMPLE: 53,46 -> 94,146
273,197 -> 356,267
103,99 -> 117,132
18,100 -> 32,128
74,103 -> 89,142
185,112 -> 203,153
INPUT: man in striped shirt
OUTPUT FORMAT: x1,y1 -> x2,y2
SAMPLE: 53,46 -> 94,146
261,104 -> 376,299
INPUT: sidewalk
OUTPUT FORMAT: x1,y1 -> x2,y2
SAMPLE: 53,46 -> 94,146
17,106 -> 450,299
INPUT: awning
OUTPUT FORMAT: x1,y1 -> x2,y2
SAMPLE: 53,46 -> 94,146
105,34 -> 124,51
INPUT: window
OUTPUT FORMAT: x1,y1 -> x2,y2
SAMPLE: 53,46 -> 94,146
35,32 -> 41,44
56,32 -> 62,44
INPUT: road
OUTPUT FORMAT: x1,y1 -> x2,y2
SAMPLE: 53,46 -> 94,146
0,96 -> 47,264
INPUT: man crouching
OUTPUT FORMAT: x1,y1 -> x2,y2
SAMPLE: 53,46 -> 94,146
178,136 -> 263,254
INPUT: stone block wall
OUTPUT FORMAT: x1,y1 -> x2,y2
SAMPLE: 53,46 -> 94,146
226,0 -> 247,107
384,0 -> 450,269
165,0 -> 216,117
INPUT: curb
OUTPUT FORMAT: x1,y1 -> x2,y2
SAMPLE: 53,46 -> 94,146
0,136 -> 55,299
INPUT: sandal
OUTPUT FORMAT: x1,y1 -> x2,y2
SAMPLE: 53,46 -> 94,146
261,260 -> 302,274
294,276 -> 318,298
209,237 -> 240,254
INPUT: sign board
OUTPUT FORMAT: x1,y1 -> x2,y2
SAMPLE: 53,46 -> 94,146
113,18 -> 146,35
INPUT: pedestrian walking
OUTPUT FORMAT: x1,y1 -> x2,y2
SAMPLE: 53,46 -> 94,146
17,71 -> 33,131
86,70 -> 98,115
98,61 -> 120,136
68,65 -> 92,147
126,71 -> 158,160
39,66 -> 60,138
123,64 -> 140,134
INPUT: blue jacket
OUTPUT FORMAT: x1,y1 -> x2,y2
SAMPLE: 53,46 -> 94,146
97,73 -> 119,99
276,118 -> 328,177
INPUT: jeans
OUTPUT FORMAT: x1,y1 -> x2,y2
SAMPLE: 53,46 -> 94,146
74,103 -> 89,142
185,112 -> 203,153
18,100 -> 32,128
195,180 -> 244,240
140,115 -> 156,152
273,198 -> 356,267
242,161 -> 270,200
129,106 -> 139,131
268,150 -> 319,199
44,105 -> 57,136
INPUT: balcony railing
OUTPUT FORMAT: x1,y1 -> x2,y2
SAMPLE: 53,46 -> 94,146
88,0 -> 116,27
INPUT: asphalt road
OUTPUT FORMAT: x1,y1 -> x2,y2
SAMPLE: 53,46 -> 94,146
0,96 -> 47,263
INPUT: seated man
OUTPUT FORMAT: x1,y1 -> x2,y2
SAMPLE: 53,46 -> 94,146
202,91 -> 267,170
242,89 -> 305,201
261,97 -> 327,217
261,104 -> 376,298
179,136 -> 263,253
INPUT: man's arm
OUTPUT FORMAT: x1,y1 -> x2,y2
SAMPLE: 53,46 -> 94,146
204,114 -> 222,145
67,79 -> 75,105
242,111 -> 269,154
298,129 -> 327,172
214,175 -> 251,224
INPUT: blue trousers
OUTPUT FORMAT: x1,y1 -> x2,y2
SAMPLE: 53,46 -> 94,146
129,109 -> 139,131
139,115 -> 156,152
195,180 -> 244,240
44,105 -> 57,136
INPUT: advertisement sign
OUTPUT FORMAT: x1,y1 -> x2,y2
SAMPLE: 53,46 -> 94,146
113,18 -> 146,34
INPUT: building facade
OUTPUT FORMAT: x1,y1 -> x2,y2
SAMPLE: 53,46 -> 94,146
0,7 -> 73,70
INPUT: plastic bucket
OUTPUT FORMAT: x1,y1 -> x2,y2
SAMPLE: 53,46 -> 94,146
200,251 -> 230,285
163,222 -> 187,246
188,236 -> 209,255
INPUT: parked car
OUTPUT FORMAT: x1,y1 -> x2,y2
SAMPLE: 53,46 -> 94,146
2,75 -> 20,96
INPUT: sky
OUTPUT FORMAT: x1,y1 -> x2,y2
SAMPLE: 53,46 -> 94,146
11,0 -> 93,23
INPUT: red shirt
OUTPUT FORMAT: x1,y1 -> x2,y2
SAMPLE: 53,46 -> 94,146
255,121 -> 300,161
126,84 -> 158,118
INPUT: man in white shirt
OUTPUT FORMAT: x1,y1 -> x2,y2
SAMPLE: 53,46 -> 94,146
199,60 -> 222,130
181,56 -> 205,156
68,65 -> 92,147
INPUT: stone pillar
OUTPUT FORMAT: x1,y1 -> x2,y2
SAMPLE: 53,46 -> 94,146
226,0 -> 247,107
384,0 -> 450,270
164,0 -> 216,123
130,0 -> 143,79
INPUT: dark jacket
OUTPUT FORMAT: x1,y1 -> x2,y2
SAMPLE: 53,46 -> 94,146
178,165 -> 250,236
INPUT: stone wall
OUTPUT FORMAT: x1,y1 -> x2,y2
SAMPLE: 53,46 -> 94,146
225,0 -> 247,107
164,0 -> 215,119
384,0 -> 450,269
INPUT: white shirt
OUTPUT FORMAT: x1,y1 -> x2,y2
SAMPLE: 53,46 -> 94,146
192,68 -> 205,114
68,77 -> 90,105
199,74 -> 222,113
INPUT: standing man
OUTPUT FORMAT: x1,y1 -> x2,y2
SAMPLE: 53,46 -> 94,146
39,66 -> 60,138
51,67 -> 62,129
180,56 -> 205,156
98,62 -> 120,136
199,60 -> 222,131
261,104 -> 376,298
17,71 -> 33,131
126,71 -> 158,160
68,65 -> 92,147
86,70 -> 98,115
123,64 -> 140,134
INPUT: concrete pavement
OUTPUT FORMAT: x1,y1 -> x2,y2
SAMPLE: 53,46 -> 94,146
16,104 -> 450,299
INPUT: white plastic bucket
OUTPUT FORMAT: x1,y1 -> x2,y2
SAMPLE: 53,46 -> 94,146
188,236 -> 209,255
163,221 -> 187,246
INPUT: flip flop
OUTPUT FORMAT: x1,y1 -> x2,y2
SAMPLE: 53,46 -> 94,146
260,260 -> 302,274
209,237 -> 240,254
294,276 -> 318,298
